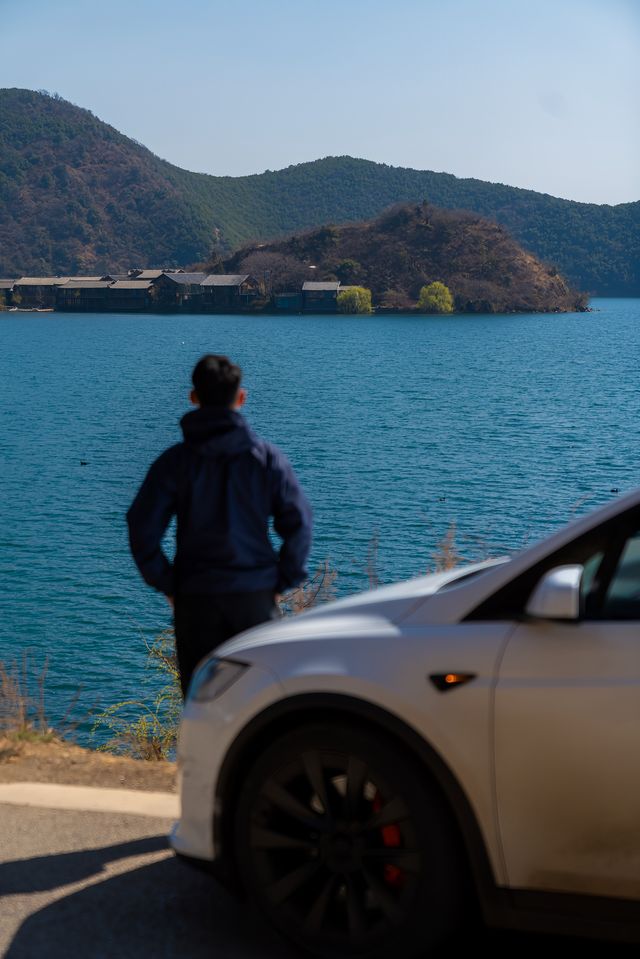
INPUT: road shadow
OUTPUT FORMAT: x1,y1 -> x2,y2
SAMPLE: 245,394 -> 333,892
0,835 -> 168,895
3,853 -> 297,959
3,843 -> 637,959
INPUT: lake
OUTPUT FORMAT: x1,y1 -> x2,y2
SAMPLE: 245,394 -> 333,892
1,299 -> 638,737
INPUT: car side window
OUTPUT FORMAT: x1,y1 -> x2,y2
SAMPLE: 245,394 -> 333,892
466,504 -> 640,622
598,531 -> 640,620
580,550 -> 604,615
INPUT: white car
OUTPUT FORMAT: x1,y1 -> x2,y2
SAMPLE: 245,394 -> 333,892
171,488 -> 640,957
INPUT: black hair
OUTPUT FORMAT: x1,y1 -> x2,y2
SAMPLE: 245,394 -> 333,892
192,354 -> 242,408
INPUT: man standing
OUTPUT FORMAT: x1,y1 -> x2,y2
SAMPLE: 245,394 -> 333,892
127,354 -> 312,696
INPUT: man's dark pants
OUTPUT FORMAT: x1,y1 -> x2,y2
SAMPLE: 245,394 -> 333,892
174,590 -> 278,697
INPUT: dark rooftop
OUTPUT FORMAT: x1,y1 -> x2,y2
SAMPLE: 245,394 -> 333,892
160,272 -> 207,285
302,281 -> 341,291
60,281 -> 113,290
15,277 -> 71,286
201,274 -> 251,287
130,270 -> 165,280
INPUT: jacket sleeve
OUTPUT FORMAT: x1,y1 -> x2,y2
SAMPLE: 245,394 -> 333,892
126,446 -> 180,596
269,448 -> 313,594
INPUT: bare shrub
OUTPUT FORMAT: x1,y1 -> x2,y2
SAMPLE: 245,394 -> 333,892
431,523 -> 463,572
380,289 -> 413,310
92,629 -> 180,761
0,653 -> 54,740
366,531 -> 380,589
282,560 -> 338,615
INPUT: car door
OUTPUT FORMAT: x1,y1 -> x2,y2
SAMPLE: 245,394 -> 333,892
494,527 -> 640,901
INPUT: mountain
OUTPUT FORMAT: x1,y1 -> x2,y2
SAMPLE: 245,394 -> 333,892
224,202 -> 587,313
1,89 -> 638,294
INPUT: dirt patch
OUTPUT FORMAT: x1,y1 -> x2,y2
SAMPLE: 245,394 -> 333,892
0,736 -> 176,793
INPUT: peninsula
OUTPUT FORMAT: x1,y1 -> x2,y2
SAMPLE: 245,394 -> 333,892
1,203 -> 587,315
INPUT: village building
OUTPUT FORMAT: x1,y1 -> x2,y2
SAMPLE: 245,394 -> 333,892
273,292 -> 303,312
106,280 -> 153,312
151,272 -> 207,310
0,279 -> 15,307
3,271 -> 353,314
301,280 -> 341,312
56,280 -> 113,311
200,274 -> 260,311
13,277 -> 71,308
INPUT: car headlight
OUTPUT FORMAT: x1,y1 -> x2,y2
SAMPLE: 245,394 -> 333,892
187,658 -> 248,703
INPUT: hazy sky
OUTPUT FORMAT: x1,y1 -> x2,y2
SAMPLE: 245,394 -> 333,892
1,0 -> 638,204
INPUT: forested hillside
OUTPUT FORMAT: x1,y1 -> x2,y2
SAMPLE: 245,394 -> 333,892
0,89 -> 638,294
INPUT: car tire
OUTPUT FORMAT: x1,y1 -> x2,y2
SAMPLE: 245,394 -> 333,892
235,721 -> 471,958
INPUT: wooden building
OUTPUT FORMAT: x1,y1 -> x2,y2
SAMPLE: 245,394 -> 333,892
13,277 -> 71,308
0,280 -> 15,307
273,292 -> 302,312
200,274 -> 260,311
151,272 -> 207,310
56,281 -> 112,311
301,280 -> 341,312
106,280 -> 153,312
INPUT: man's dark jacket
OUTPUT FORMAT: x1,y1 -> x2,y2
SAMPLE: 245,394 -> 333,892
126,407 -> 312,596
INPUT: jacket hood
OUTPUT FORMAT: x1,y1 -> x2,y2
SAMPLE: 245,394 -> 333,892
180,407 -> 255,459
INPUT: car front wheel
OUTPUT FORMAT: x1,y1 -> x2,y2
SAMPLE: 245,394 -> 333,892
235,722 -> 470,958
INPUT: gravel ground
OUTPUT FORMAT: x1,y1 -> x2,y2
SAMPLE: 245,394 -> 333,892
0,736 -> 176,793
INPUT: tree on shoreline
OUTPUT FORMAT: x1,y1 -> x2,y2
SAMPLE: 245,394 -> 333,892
337,286 -> 373,314
417,281 -> 454,314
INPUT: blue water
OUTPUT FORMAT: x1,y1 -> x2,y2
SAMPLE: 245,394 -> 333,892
1,299 -> 638,735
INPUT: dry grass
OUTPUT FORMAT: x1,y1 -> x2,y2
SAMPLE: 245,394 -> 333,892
0,653 -> 57,742
91,628 -> 181,761
430,522 -> 464,572
0,651 -> 85,753
366,531 -> 381,589
281,560 -> 338,614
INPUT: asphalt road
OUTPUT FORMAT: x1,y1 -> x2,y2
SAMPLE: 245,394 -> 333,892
0,804 -> 636,958
0,804 -> 297,959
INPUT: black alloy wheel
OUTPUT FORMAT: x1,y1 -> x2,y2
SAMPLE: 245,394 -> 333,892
235,723 -> 469,958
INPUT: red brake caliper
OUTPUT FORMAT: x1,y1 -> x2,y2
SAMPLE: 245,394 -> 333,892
372,792 -> 404,888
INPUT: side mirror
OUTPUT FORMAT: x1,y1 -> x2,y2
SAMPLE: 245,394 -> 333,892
525,565 -> 583,621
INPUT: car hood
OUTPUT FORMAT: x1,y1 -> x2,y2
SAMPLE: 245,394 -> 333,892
217,557 -> 509,658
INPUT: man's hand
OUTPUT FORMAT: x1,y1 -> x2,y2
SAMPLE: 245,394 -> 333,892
166,595 -> 175,610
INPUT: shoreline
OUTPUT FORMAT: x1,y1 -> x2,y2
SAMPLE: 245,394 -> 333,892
2,304 -> 593,317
